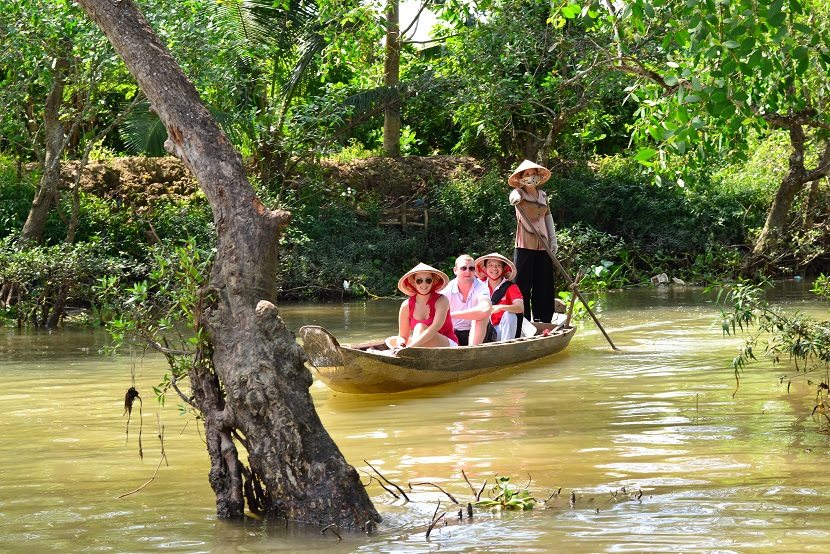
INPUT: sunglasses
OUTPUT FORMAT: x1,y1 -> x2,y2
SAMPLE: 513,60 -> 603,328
415,277 -> 433,284
457,266 -> 476,271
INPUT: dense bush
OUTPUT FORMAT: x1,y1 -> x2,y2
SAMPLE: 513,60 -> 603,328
554,157 -> 756,252
0,149 -> 794,325
273,176 -> 427,298
0,158 -> 37,238
429,168 -> 515,266
0,237 -> 138,326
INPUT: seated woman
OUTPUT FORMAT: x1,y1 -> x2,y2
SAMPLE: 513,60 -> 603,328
474,253 -> 525,342
391,263 -> 459,351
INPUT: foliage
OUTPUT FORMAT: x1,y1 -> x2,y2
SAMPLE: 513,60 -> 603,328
552,156 -> 767,284
557,290 -> 595,321
273,173 -> 426,298
429,168 -> 515,264
0,160 -> 38,238
559,0 -> 830,167
556,223 -> 633,289
0,0 -> 134,162
558,0 -> 830,263
0,237 -> 135,326
474,475 -> 536,511
719,279 -> 830,383
436,0 -> 617,160
103,238 -> 213,405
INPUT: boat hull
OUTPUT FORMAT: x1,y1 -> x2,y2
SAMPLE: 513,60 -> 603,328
298,325 -> 575,393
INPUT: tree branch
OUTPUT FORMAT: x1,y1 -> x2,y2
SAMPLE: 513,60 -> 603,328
805,139 -> 830,183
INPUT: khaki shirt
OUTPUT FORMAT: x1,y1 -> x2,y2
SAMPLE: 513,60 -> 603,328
514,189 -> 550,250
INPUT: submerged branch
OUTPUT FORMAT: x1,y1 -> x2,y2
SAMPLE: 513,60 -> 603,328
364,459 -> 410,502
410,481 -> 458,504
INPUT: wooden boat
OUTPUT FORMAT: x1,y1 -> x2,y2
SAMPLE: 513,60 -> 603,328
298,322 -> 576,394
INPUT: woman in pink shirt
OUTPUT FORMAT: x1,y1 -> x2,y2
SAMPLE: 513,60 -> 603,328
390,263 -> 459,352
475,253 -> 524,341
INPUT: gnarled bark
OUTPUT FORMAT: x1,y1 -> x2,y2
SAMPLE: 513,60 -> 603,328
75,0 -> 380,528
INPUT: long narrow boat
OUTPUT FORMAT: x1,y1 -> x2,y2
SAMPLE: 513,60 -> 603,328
298,322 -> 576,394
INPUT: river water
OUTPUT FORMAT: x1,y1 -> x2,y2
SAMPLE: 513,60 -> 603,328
2,282 -> 830,553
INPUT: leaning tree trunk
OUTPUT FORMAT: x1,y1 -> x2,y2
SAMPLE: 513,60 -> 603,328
19,41 -> 71,245
749,130 -> 830,267
75,0 -> 380,528
750,175 -> 806,260
382,0 -> 401,157
803,179 -> 821,229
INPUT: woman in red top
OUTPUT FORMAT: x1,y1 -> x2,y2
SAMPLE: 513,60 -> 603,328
391,263 -> 459,352
474,253 -> 524,342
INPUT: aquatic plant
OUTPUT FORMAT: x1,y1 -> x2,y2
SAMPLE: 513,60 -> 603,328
719,279 -> 830,425
473,475 -> 536,511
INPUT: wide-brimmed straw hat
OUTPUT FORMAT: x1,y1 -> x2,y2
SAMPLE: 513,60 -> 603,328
397,262 -> 450,296
507,159 -> 551,188
474,253 -> 517,281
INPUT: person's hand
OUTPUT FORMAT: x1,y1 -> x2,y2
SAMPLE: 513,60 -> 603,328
509,189 -> 522,206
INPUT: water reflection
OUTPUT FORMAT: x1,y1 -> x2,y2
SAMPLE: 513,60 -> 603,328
2,283 -> 830,552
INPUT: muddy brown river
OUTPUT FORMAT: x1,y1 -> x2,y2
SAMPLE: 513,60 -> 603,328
2,282 -> 829,552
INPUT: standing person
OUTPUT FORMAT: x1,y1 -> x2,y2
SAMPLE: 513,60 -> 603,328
474,253 -> 524,342
439,254 -> 494,346
508,159 -> 558,323
391,263 -> 458,352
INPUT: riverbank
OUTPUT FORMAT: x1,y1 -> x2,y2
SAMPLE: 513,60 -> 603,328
1,152 -> 825,326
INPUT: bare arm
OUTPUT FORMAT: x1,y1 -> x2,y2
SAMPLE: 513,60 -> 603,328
394,300 -> 411,347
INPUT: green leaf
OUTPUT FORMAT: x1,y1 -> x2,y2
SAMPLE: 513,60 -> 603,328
793,46 -> 809,74
722,40 -> 739,49
767,0 -> 784,17
560,3 -> 581,19
792,22 -> 811,35
768,12 -> 787,30
634,148 -> 658,163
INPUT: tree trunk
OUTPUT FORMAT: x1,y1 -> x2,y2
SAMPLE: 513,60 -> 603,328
749,176 -> 805,259
749,131 -> 830,266
75,0 -> 380,529
382,0 -> 401,157
19,42 -> 71,245
803,179 -> 821,229
46,286 -> 67,329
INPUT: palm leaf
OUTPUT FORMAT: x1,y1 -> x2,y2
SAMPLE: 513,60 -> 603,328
119,102 -> 167,156
119,101 -> 245,156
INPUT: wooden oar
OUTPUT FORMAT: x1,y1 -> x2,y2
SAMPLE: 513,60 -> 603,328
515,204 -> 619,351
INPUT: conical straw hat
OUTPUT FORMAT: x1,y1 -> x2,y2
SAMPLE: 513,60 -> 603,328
508,159 -> 551,188
397,262 -> 450,296
474,252 -> 517,281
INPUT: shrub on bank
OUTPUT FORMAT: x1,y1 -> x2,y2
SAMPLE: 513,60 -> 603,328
0,151 -> 793,325
0,237 -> 138,327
